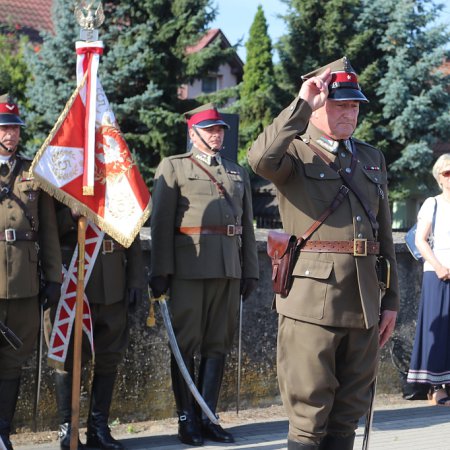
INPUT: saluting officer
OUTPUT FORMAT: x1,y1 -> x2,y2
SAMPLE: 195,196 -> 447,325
47,204 -> 144,450
150,104 -> 259,446
0,93 -> 62,450
248,58 -> 400,449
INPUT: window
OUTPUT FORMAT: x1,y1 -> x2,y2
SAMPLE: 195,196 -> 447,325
201,76 -> 217,93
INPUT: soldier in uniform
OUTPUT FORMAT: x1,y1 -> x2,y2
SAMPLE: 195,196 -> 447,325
150,104 -> 259,446
0,93 -> 62,450
47,204 -> 144,450
248,58 -> 400,449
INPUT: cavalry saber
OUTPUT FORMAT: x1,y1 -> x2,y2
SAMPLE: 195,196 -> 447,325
156,294 -> 219,425
0,319 -> 23,350
32,304 -> 44,432
362,377 -> 376,450
236,295 -> 243,415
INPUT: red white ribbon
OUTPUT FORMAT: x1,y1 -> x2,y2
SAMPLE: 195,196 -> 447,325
48,221 -> 105,366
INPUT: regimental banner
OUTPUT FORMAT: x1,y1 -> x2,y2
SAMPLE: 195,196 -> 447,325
48,221 -> 104,368
30,41 -> 151,248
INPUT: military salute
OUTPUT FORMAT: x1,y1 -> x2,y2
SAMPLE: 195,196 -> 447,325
47,205 -> 144,450
0,94 -> 62,450
150,104 -> 259,446
248,58 -> 400,449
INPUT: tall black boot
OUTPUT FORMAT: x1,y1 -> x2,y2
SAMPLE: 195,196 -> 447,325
288,439 -> 320,449
85,373 -> 123,450
197,356 -> 234,443
0,378 -> 20,450
54,372 -> 85,450
171,353 -> 203,446
320,433 -> 355,450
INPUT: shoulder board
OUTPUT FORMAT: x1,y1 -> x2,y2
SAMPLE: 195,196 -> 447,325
352,138 -> 378,151
16,152 -> 33,161
166,152 -> 193,161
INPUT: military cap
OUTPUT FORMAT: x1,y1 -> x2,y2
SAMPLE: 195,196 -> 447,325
185,103 -> 230,129
0,93 -> 25,126
301,57 -> 368,103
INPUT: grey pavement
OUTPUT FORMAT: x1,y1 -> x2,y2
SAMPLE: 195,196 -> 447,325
13,400 -> 450,450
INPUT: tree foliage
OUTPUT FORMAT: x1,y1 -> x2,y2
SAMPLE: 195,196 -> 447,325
24,0 -> 232,183
276,0 -> 450,198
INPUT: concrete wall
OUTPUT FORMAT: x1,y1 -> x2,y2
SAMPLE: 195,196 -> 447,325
13,229 -> 421,432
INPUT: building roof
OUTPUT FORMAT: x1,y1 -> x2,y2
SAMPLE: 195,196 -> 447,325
0,0 -> 54,36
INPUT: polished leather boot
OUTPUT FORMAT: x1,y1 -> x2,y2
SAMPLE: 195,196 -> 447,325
320,433 -> 355,450
85,373 -> 124,450
288,439 -> 320,449
197,356 -> 234,443
55,372 -> 85,450
0,378 -> 20,450
171,354 -> 203,446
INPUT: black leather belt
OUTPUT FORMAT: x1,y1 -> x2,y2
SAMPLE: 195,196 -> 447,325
0,229 -> 38,242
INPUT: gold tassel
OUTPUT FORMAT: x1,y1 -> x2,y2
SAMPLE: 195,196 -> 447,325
146,296 -> 155,327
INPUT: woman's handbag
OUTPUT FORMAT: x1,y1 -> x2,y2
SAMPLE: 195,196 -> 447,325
404,198 -> 437,263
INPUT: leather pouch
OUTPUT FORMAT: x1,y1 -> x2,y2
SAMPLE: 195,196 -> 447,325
267,231 -> 301,298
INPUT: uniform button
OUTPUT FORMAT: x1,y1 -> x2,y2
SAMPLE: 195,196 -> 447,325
341,152 -> 346,158
356,216 -> 362,222
320,173 -> 325,178
305,270 -> 310,276
357,233 -> 363,238
345,167 -> 351,174
374,177 -> 378,182
225,214 -> 230,219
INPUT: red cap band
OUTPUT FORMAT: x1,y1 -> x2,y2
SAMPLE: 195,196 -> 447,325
331,71 -> 358,84
187,109 -> 221,128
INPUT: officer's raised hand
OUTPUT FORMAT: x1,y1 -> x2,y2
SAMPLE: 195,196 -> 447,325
149,275 -> 169,299
299,68 -> 332,111
39,281 -> 62,310
240,278 -> 258,301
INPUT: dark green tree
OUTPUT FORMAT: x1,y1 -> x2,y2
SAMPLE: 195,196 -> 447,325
236,5 -> 281,162
25,0 -> 234,182
276,0 -> 450,198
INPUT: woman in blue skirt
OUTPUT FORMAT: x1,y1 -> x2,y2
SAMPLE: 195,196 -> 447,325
408,153 -> 450,405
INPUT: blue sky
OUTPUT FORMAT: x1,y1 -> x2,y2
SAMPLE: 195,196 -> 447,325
211,0 -> 450,62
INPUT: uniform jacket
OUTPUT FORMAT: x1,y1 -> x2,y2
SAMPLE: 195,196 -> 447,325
150,147 -> 259,280
0,154 -> 61,299
248,97 -> 400,329
57,206 -> 144,305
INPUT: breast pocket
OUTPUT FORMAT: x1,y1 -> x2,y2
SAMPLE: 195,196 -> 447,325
304,163 -> 341,204
17,181 -> 40,218
226,171 -> 244,199
361,169 -> 387,215
185,174 -> 213,196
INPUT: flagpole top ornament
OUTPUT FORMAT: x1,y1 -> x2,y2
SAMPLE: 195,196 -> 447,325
74,1 -> 105,42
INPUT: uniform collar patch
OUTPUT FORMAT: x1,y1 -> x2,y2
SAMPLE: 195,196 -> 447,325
316,135 -> 339,154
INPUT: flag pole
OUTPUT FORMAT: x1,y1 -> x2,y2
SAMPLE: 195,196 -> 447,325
70,215 -> 87,450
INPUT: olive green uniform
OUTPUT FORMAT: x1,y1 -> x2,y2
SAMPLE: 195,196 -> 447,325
248,98 -> 400,443
150,147 -> 259,356
0,154 -> 61,379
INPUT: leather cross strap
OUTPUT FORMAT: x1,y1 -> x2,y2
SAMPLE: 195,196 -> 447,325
177,225 -> 243,236
301,239 -> 380,256
0,229 -> 38,242
308,142 -> 380,235
189,156 -> 240,225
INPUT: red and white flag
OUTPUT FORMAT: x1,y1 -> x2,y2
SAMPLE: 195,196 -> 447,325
31,41 -> 151,248
32,41 -> 151,366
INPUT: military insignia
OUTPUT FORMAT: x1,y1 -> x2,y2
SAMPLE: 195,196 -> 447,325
364,165 -> 380,171
28,191 -> 38,201
74,1 -> 105,30
316,136 -> 339,153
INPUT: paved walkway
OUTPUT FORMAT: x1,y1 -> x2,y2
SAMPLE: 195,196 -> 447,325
13,399 -> 450,450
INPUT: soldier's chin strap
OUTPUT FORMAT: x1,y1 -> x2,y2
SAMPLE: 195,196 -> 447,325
192,125 -> 221,153
0,141 -> 14,153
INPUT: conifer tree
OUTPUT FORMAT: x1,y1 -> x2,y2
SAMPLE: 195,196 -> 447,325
236,5 -> 280,162
25,0 -> 232,182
